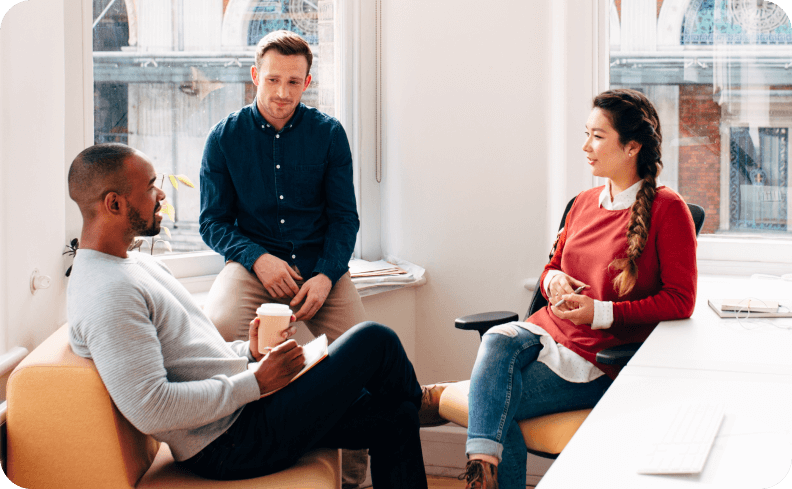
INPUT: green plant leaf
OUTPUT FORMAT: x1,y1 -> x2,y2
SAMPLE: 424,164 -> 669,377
163,202 -> 175,222
160,225 -> 171,238
128,238 -> 149,252
175,174 -> 195,188
169,174 -> 179,190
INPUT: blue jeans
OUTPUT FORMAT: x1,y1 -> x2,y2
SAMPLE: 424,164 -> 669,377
466,324 -> 613,489
180,322 -> 428,489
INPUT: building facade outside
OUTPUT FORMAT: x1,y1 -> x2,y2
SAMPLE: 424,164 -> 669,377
93,0 -> 336,252
611,0 -> 792,236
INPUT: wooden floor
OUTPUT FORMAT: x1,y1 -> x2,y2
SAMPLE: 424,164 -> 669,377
427,475 -> 537,489
428,475 -> 466,488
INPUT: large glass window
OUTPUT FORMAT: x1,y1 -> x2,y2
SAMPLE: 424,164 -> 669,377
610,0 -> 792,237
93,0 -> 335,253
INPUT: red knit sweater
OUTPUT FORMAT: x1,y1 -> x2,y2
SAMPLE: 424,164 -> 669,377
530,186 -> 697,379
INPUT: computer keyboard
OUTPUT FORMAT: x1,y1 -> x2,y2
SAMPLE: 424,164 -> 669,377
637,402 -> 725,475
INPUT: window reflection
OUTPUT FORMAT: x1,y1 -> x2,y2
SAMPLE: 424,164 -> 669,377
611,0 -> 792,235
93,0 -> 334,252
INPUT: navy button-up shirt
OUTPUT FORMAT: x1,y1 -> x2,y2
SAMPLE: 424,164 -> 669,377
199,103 -> 359,285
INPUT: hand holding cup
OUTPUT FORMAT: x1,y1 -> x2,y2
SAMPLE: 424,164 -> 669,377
256,303 -> 294,354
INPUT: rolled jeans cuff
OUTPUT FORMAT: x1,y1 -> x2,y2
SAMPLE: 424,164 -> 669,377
466,437 -> 503,462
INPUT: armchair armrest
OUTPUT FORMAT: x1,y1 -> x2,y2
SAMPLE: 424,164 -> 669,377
595,342 -> 642,366
455,311 -> 519,338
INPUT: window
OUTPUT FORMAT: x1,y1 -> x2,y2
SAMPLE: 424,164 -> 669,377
92,0 -> 339,254
610,0 -> 792,273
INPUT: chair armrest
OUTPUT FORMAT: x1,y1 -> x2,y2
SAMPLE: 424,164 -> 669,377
455,311 -> 519,338
595,343 -> 642,366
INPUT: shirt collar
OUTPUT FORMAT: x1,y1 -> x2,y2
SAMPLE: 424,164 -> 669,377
598,179 -> 642,211
250,102 -> 306,132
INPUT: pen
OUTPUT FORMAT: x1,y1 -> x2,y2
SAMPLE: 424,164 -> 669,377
553,285 -> 586,308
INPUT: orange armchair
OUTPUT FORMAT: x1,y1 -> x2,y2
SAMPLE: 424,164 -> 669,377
6,324 -> 341,489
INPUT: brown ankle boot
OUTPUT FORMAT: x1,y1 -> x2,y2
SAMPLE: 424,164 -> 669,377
458,459 -> 498,489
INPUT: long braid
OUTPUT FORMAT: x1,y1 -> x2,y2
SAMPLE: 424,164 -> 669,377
594,89 -> 663,296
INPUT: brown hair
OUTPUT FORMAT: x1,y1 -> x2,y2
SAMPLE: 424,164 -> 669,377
593,89 -> 663,296
254,30 -> 313,75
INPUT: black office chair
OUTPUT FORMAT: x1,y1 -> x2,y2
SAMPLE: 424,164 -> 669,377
437,197 -> 705,458
455,198 -> 705,366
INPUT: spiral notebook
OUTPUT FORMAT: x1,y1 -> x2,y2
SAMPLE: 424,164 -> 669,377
250,334 -> 328,397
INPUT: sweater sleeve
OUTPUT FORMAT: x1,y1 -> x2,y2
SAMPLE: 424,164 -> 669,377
539,212 -> 572,300
73,281 -> 260,435
609,197 -> 698,335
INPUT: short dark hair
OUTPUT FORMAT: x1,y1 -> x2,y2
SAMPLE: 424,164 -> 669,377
254,30 -> 313,75
68,143 -> 137,215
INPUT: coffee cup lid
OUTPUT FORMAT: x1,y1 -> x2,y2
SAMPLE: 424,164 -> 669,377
256,303 -> 293,316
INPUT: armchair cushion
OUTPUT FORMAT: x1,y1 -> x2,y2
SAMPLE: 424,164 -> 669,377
438,381 -> 591,457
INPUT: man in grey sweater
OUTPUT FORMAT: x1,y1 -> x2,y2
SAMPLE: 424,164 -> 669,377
66,143 -> 431,487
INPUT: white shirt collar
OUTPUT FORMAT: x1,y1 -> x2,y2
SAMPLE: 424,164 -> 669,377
598,180 -> 643,211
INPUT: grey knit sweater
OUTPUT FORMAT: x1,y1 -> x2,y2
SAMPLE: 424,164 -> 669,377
67,249 -> 261,461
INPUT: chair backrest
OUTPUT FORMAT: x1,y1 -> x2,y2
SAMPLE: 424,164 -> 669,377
7,324 -> 160,489
525,198 -> 705,320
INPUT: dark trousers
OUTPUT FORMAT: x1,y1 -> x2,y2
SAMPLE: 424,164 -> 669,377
180,322 -> 428,489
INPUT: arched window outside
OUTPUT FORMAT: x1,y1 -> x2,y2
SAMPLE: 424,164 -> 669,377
92,0 -> 338,253
611,0 -> 792,236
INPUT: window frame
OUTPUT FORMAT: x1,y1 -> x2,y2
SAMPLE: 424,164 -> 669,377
602,0 -> 792,277
81,0 -> 378,287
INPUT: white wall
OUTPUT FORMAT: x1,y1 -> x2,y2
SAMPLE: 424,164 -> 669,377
0,0 -> 85,355
378,0 -> 600,383
0,0 -> 602,386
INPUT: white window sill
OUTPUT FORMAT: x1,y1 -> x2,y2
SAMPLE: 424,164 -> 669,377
166,252 -> 428,305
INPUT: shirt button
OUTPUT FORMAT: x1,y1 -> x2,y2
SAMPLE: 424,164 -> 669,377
279,195 -> 284,199
276,165 -> 281,169
275,134 -> 280,139
261,125 -> 264,129
292,255 -> 296,259
280,219 -> 285,224
266,124 -> 270,127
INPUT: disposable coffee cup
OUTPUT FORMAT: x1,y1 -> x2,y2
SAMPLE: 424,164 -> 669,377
256,303 -> 293,353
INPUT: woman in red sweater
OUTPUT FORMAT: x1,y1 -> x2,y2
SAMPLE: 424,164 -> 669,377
460,89 -> 697,489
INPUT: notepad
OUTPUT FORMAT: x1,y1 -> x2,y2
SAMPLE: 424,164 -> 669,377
719,299 -> 779,313
708,299 -> 792,318
250,334 -> 328,397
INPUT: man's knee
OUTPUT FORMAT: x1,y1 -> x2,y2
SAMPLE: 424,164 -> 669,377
349,321 -> 399,346
205,306 -> 249,342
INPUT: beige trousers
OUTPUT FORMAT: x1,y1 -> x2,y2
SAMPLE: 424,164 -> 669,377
204,260 -> 369,488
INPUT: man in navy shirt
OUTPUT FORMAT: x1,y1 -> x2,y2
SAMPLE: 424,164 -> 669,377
199,30 -> 369,486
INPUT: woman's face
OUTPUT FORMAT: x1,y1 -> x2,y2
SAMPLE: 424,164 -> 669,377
582,108 -> 638,186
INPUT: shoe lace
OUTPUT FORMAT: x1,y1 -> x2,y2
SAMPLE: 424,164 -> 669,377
457,460 -> 485,485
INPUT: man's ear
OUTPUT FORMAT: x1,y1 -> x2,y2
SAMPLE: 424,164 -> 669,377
104,192 -> 123,215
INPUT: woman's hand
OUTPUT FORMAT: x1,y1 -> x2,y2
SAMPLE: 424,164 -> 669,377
551,293 -> 595,325
548,273 -> 593,325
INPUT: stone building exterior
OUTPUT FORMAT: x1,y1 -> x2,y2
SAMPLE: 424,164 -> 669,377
611,0 -> 792,235
93,0 -> 335,251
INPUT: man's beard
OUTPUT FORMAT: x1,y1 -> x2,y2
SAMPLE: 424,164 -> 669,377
127,205 -> 160,237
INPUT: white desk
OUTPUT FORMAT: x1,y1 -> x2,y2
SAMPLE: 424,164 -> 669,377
630,275 -> 792,374
537,275 -> 792,488
536,367 -> 792,488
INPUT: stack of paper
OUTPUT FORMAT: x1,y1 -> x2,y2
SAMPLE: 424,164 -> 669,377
707,299 -> 792,318
349,258 -> 407,278
719,299 -> 779,313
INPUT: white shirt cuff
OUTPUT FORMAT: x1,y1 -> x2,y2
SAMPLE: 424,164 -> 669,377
591,300 -> 613,329
543,270 -> 564,298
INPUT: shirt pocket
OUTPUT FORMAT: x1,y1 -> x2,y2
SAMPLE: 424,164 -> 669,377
294,164 -> 326,207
